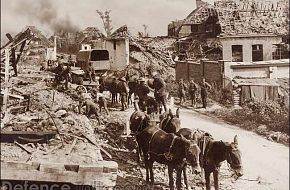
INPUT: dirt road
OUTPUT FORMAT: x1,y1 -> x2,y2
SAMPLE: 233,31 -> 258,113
179,108 -> 289,190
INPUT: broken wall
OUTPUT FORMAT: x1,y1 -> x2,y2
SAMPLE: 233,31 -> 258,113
106,38 -> 129,71
201,60 -> 223,86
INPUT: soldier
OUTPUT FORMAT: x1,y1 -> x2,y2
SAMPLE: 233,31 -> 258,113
53,62 -> 64,85
63,65 -> 72,90
98,94 -> 109,115
85,63 -> 95,83
152,71 -> 168,113
111,77 -> 118,104
118,77 -> 129,111
188,79 -> 198,107
178,78 -> 187,106
200,78 -> 212,108
78,95 -> 101,125
136,77 -> 150,112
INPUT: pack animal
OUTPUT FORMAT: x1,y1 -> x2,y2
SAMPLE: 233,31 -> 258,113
160,109 -> 204,189
136,126 -> 201,190
129,101 -> 151,163
159,108 -> 180,134
99,75 -> 119,105
200,135 -> 243,190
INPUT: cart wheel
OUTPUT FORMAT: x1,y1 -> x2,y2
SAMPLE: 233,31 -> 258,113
76,85 -> 87,94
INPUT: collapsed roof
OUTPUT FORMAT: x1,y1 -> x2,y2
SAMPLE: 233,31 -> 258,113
179,0 -> 289,36
1,26 -> 52,50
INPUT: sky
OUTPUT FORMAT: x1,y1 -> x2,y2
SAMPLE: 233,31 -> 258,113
1,0 -> 214,45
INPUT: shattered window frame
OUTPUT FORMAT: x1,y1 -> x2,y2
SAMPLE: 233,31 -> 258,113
231,45 -> 243,62
252,44 -> 263,62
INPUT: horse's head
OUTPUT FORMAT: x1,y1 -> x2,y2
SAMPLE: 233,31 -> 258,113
129,111 -> 150,135
181,134 -> 201,174
225,135 -> 243,177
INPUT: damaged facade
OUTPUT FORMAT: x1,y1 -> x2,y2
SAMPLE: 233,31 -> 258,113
169,0 -> 289,61
78,26 -> 130,71
173,0 -> 289,106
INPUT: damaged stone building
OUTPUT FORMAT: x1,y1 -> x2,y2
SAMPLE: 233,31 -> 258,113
169,0 -> 289,61
172,0 -> 289,106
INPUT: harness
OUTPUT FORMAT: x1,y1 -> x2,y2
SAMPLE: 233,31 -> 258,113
199,134 -> 213,168
131,111 -> 146,135
148,130 -> 177,161
226,145 -> 241,170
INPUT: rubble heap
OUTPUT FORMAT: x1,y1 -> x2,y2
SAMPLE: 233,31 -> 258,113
129,36 -> 176,80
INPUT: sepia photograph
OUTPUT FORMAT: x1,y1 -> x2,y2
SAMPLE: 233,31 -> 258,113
0,0 -> 289,189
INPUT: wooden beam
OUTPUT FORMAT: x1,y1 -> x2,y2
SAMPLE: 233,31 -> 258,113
1,131 -> 57,135
1,161 -> 118,186
81,132 -> 112,159
2,48 -> 10,127
14,141 -> 32,154
15,40 -> 26,65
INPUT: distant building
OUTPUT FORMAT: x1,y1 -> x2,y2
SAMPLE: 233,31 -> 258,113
79,26 -> 130,70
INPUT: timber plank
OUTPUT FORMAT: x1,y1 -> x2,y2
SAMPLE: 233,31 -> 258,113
0,161 -> 118,186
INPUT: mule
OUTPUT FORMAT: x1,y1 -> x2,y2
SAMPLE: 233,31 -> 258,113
159,108 -> 180,134
136,126 -> 201,190
129,101 -> 151,163
200,135 -> 243,190
127,80 -> 138,106
99,75 -> 119,105
160,111 -> 208,189
138,96 -> 159,115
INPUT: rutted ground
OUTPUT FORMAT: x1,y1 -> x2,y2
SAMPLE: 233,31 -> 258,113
179,108 -> 289,190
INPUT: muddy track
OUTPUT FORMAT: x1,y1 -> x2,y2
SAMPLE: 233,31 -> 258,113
179,108 -> 289,190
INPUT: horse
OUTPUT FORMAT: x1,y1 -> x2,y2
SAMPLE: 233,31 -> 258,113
127,80 -> 138,106
160,108 -> 205,189
137,96 -> 159,115
99,74 -> 120,105
129,104 -> 201,190
129,101 -> 151,163
99,71 -> 138,106
159,108 -> 180,134
136,126 -> 201,190
199,135 -> 243,190
144,96 -> 158,115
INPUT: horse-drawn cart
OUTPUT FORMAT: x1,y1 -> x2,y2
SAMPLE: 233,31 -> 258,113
70,66 -> 99,86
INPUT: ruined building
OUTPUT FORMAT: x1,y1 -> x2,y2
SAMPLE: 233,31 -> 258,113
169,0 -> 289,61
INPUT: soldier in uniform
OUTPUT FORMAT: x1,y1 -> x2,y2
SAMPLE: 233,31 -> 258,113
98,94 -> 109,115
200,78 -> 212,108
118,77 -> 129,111
85,63 -> 95,83
63,65 -> 72,90
135,77 -> 150,112
78,95 -> 101,125
188,79 -> 198,107
54,62 -> 64,84
178,78 -> 187,106
152,71 -> 168,113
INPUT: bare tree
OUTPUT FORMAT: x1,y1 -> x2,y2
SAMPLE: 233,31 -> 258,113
96,10 -> 114,37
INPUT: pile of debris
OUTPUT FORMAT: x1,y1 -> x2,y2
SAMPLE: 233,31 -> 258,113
129,36 -> 176,80
1,63 -> 118,187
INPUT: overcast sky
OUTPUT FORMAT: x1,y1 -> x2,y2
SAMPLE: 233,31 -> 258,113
1,0 -> 214,44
